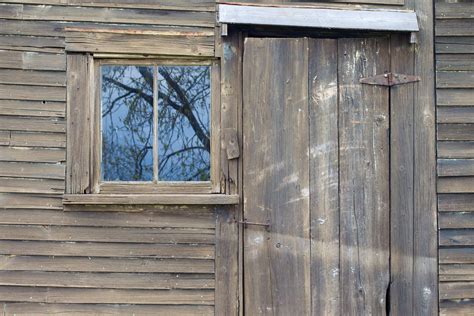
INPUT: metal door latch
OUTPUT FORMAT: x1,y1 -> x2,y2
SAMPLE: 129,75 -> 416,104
237,219 -> 271,231
360,72 -> 420,87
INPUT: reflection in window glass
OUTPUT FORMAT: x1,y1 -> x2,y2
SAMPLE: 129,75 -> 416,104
101,65 -> 154,181
158,66 -> 211,181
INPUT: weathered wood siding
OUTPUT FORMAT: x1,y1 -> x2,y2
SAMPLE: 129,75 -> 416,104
0,1 -> 218,314
436,0 -> 474,314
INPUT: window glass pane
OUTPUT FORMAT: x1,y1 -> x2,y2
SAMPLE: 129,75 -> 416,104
101,65 -> 154,181
158,66 -> 211,181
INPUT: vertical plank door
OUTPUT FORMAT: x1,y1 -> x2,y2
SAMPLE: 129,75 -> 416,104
243,37 -> 311,315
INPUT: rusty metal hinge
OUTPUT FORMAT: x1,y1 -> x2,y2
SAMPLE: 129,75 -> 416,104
237,219 -> 271,231
360,72 -> 420,87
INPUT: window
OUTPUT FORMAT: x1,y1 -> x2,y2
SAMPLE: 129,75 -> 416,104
100,63 -> 212,182
92,59 -> 220,194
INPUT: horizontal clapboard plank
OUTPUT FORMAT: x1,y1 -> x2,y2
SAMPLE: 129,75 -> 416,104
218,4 -> 419,31
0,177 -> 63,194
0,240 -> 214,259
6,132 -> 66,148
440,229 -> 474,246
437,71 -> 474,88
0,0 -> 215,11
438,159 -> 474,176
440,264 -> 474,282
0,100 -> 65,118
438,107 -> 474,124
440,300 -> 474,316
440,247 -> 474,264
0,50 -> 65,71
0,69 -> 65,86
0,193 -> 63,209
437,54 -> 474,71
2,303 -> 214,316
0,19 -> 65,37
0,146 -> 65,162
63,194 -> 240,205
436,37 -> 474,54
0,116 -> 65,133
65,31 -> 214,56
440,212 -> 474,229
0,208 -> 216,228
438,124 -> 474,141
439,282 -> 474,300
439,194 -> 474,212
437,89 -> 474,106
436,19 -> 474,36
0,4 -> 214,27
0,162 -> 65,180
0,255 -> 214,273
0,286 -> 214,305
0,271 -> 214,289
438,177 -> 474,193
438,141 -> 474,158
0,84 -> 65,102
0,225 -> 214,244
436,2 -> 474,19
0,35 -> 64,50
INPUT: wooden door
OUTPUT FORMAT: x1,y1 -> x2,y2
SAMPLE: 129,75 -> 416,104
243,37 -> 391,315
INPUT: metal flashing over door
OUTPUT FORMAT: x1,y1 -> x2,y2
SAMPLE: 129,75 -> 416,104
218,4 -> 419,32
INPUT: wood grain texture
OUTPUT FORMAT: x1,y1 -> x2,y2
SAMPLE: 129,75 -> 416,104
308,38 -> 340,316
338,37 -> 390,316
243,37 -> 310,315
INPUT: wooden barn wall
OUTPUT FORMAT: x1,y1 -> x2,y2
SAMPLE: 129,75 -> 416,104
436,0 -> 474,314
0,1 -> 218,315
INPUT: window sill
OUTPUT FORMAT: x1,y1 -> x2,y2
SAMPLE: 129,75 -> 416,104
62,194 -> 240,206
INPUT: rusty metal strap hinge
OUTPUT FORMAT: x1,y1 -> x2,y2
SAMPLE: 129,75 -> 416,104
360,72 -> 420,87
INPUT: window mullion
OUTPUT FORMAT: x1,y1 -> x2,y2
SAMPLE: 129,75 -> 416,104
153,64 -> 159,183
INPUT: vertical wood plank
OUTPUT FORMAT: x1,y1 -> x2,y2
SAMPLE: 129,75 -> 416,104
66,53 -> 91,194
390,33 -> 415,315
243,37 -> 310,315
215,29 -> 242,316
308,38 -> 340,315
215,206 -> 239,316
413,0 -> 439,312
338,37 -> 390,316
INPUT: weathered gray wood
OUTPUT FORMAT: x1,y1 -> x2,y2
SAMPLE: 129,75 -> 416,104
0,50 -> 65,71
437,54 -> 474,71
438,177 -> 474,193
0,271 -> 214,289
390,33 -> 415,315
0,117 -> 65,133
438,107 -> 474,124
436,36 -> 474,54
437,71 -> 474,88
0,4 -> 214,27
437,89 -> 474,106
308,38 -> 340,316
66,53 -> 91,194
0,100 -> 65,118
215,207 -> 239,315
0,255 -> 214,273
0,162 -> 65,180
63,194 -> 239,205
65,31 -> 214,56
243,37 -> 310,315
0,146 -> 65,163
0,286 -> 214,305
440,300 -> 474,316
440,229 -> 474,246
436,19 -> 474,37
440,264 -> 474,281
438,159 -> 474,176
0,240 -> 214,259
0,225 -> 214,244
0,84 -> 65,102
2,303 -> 214,316
440,282 -> 474,300
439,193 -> 474,212
412,0 -> 438,315
438,141 -> 474,158
219,4 -> 419,31
338,37 -> 390,315
438,124 -> 474,141
436,1 -> 474,19
440,248 -> 474,264
440,212 -> 474,229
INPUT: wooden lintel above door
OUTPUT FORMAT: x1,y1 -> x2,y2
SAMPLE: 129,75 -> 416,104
218,3 -> 419,32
